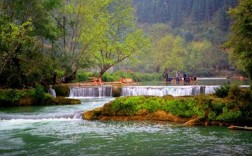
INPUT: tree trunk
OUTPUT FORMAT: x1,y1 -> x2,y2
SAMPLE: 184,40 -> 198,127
99,65 -> 111,78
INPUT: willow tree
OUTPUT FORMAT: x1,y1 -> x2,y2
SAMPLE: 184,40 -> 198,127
90,0 -> 149,77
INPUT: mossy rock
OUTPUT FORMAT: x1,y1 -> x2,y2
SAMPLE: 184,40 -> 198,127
53,85 -> 70,97
50,97 -> 81,105
83,107 -> 103,120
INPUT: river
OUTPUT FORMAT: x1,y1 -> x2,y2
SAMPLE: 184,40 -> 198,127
0,97 -> 251,156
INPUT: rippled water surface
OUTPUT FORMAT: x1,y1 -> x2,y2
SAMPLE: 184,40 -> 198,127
0,97 -> 251,156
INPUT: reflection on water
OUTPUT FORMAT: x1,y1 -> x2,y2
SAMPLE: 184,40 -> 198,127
0,98 -> 251,155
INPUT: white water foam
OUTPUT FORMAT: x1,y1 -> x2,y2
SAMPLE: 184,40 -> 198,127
69,85 -> 112,97
121,85 -> 219,97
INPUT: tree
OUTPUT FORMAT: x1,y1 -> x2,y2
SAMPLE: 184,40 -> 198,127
0,0 -> 61,88
227,0 -> 252,84
51,0 -> 109,80
154,35 -> 186,74
90,0 -> 149,77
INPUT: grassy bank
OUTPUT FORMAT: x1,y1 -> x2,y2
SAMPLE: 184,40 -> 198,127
0,85 -> 80,107
83,85 -> 252,126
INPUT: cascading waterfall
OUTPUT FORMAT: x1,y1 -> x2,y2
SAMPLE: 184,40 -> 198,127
121,85 -> 219,97
69,85 -> 112,97
48,87 -> 56,97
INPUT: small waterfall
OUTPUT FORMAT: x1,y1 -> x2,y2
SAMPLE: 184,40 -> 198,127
69,85 -> 112,97
48,87 -> 56,97
121,85 -> 220,97
73,111 -> 83,119
204,86 -> 219,94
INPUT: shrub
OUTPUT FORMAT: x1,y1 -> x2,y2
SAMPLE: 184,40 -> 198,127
208,111 -> 217,120
162,99 -> 203,118
142,97 -> 164,112
228,84 -> 241,100
75,71 -> 92,82
214,84 -> 230,98
110,96 -> 145,115
216,107 -> 242,122
33,85 -> 45,100
31,85 -> 52,104
0,89 -> 24,104
102,73 -> 120,82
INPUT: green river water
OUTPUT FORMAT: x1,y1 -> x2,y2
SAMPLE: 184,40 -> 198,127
0,97 -> 251,156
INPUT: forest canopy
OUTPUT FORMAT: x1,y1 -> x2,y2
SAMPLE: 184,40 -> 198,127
0,0 -> 148,88
0,0 -> 250,88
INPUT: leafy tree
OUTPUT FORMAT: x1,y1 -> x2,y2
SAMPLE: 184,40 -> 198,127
51,0 -> 109,79
0,0 -> 60,88
90,0 -> 149,77
227,0 -> 252,84
155,35 -> 186,74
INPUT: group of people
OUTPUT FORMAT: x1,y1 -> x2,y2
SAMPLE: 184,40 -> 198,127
164,72 -> 197,84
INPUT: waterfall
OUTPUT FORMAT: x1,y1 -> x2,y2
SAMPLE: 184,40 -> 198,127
48,88 -> 56,97
69,85 -> 112,97
121,85 -> 220,97
204,86 -> 219,94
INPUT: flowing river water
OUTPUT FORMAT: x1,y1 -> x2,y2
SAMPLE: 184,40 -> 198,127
0,97 -> 251,156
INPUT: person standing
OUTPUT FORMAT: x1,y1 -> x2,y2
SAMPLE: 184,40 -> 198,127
164,72 -> 169,83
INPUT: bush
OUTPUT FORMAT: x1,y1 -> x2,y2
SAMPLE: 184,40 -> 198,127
142,97 -> 164,112
107,94 -> 250,124
163,99 -> 204,118
31,85 -> 52,104
33,85 -> 46,100
102,73 -> 120,82
75,71 -> 92,82
216,107 -> 242,122
228,84 -> 241,100
0,89 -> 24,104
110,96 -> 145,115
214,84 -> 230,98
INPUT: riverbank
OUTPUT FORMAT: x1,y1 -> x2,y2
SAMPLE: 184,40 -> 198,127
83,86 -> 252,127
0,87 -> 80,107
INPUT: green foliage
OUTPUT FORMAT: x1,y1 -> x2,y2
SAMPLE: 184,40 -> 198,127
163,99 -> 204,118
227,0 -> 252,83
108,91 -> 251,124
214,84 -> 230,98
32,85 -> 52,103
102,73 -> 121,82
110,96 -> 204,118
0,87 -> 52,105
0,1 -> 59,88
110,96 -> 145,115
228,84 -> 241,100
142,97 -> 164,112
0,89 -> 24,103
75,71 -> 92,82
101,71 -> 162,82
89,0 -> 150,77
134,72 -> 163,82
216,108 -> 242,122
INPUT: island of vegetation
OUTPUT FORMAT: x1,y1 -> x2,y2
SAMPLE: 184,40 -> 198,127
0,85 -> 80,107
83,84 -> 252,127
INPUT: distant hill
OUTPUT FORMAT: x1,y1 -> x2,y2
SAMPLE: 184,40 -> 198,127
134,0 -> 237,30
